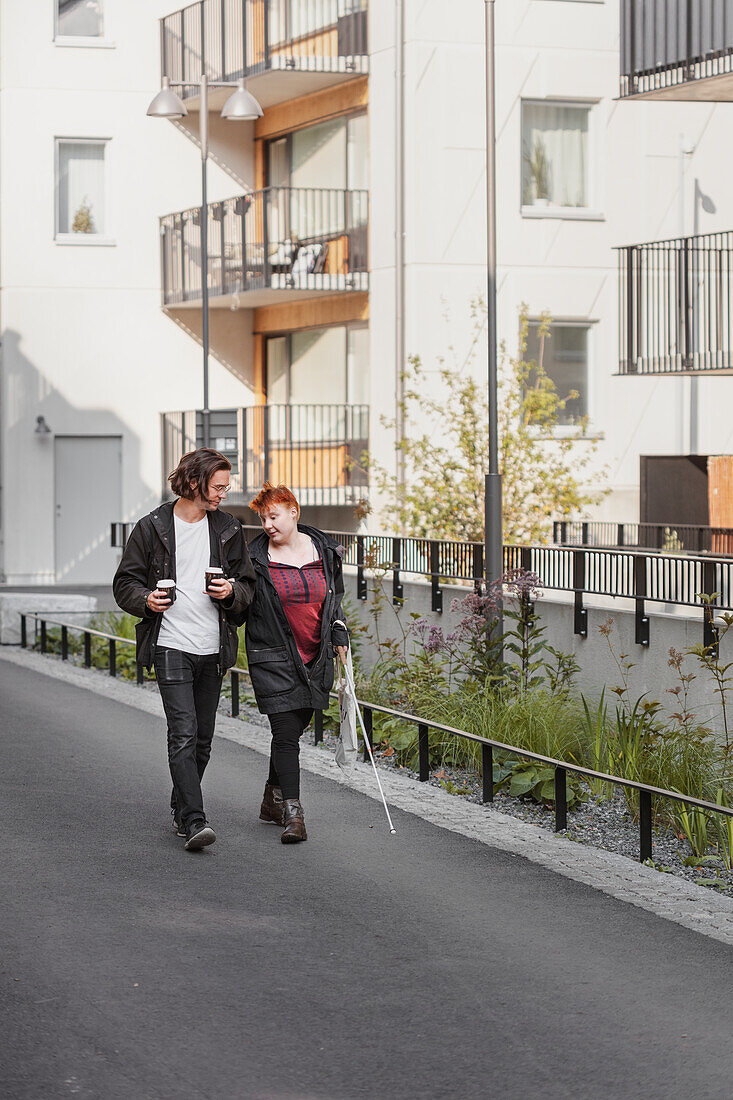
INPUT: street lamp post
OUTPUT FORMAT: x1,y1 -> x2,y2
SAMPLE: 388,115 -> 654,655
147,75 -> 263,448
484,0 -> 503,639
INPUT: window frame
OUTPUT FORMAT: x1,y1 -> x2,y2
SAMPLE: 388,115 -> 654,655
54,0 -> 113,48
54,137 -> 115,246
520,98 -> 603,221
264,321 -> 369,406
523,317 -> 599,438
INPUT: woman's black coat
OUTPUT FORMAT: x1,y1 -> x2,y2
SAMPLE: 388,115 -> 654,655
245,524 -> 349,714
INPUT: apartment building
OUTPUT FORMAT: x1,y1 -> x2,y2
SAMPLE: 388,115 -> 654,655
3,0 -> 733,585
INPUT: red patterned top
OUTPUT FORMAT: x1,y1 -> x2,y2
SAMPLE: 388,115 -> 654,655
268,555 -> 328,664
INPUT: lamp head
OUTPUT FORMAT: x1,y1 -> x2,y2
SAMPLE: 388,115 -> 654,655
147,76 -> 188,119
221,79 -> 263,121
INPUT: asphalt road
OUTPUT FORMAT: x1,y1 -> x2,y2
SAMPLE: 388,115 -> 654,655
2,656 -> 732,1100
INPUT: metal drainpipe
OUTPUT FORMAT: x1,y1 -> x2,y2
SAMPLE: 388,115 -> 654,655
394,0 -> 406,488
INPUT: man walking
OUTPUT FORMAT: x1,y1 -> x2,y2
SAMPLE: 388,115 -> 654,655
113,448 -> 255,850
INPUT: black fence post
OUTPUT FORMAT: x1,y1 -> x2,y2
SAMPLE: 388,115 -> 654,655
482,743 -> 494,804
61,625 -> 68,661
702,559 -> 718,654
314,708 -> 323,745
573,550 -> 587,637
555,766 -> 568,831
84,632 -> 92,668
392,537 -> 404,604
362,705 -> 373,762
231,671 -> 240,717
472,542 -> 484,593
634,554 -> 650,646
429,541 -> 443,613
356,535 -> 367,600
639,789 -> 653,862
40,620 -> 47,654
109,639 -> 116,678
418,723 -> 429,782
20,614 -> 27,649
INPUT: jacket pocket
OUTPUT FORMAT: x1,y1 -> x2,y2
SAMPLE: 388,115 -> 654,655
135,619 -> 155,670
247,646 -> 293,698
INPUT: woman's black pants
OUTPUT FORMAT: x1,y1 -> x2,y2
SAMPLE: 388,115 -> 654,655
267,708 -> 314,800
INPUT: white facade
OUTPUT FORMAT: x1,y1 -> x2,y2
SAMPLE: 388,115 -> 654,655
2,0 -> 732,584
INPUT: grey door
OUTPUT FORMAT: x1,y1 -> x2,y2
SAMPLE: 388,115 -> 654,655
55,435 -> 122,584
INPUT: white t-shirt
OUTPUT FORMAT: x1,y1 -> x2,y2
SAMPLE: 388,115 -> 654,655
157,513 -> 220,655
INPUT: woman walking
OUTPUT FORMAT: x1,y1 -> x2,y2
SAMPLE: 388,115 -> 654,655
246,483 -> 349,843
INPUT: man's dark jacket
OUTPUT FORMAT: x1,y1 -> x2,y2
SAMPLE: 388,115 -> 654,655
245,524 -> 349,714
112,500 -> 256,672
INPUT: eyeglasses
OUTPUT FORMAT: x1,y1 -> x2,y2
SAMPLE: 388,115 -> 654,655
210,485 -> 231,497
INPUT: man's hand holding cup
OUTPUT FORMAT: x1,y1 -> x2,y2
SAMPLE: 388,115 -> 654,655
147,579 -> 176,613
205,567 -> 233,601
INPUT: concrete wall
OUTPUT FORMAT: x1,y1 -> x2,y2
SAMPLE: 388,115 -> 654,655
0,0 -> 255,584
342,567 -> 733,742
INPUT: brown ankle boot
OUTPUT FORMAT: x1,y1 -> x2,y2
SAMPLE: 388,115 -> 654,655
259,782 -> 284,825
281,799 -> 307,843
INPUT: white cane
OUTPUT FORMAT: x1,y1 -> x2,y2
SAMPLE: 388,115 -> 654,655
341,660 -> 397,835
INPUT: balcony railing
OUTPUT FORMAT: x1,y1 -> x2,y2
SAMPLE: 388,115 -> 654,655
161,186 -> 368,306
617,231 -> 733,374
620,0 -> 733,99
162,404 -> 369,507
553,520 -> 733,556
161,0 -> 368,95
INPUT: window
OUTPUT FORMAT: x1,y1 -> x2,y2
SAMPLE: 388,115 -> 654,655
521,101 -> 592,213
524,321 -> 590,427
56,139 -> 108,241
196,411 -> 239,473
267,113 -> 368,193
56,0 -> 104,38
266,324 -> 369,406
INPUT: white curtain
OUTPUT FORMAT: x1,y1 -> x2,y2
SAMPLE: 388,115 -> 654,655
57,142 -> 105,235
522,103 -> 588,208
269,0 -> 338,44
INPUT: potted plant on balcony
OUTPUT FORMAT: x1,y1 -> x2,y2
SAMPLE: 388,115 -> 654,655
523,138 -> 551,207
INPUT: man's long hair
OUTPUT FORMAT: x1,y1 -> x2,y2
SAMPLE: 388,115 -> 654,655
168,448 -> 231,501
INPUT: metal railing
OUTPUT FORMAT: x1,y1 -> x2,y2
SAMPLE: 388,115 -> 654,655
161,187 -> 369,305
617,232 -> 733,374
111,518 -> 733,645
620,0 -> 733,98
161,0 -> 368,92
553,519 -> 733,556
20,611 -> 733,864
162,404 -> 369,507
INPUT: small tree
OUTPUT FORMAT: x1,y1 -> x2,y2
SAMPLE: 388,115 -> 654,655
369,299 -> 606,544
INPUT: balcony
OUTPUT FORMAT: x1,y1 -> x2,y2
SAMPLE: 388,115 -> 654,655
620,0 -> 733,100
162,403 -> 369,507
617,231 -> 733,374
161,186 -> 368,308
161,0 -> 368,111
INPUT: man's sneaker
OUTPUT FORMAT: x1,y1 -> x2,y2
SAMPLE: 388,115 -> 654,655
184,819 -> 216,851
171,809 -> 186,838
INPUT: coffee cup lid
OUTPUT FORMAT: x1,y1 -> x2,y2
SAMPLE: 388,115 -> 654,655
207,567 -> 224,573
158,579 -> 175,587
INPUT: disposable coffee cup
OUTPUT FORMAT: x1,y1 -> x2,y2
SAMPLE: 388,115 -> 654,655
156,579 -> 176,604
205,566 -> 224,592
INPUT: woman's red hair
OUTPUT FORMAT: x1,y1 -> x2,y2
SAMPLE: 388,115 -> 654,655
249,481 -> 300,517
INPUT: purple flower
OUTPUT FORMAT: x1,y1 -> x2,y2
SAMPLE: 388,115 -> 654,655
425,625 -> 445,655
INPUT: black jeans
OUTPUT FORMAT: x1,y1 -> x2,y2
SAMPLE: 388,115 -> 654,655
154,646 -> 223,828
267,708 -> 314,800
